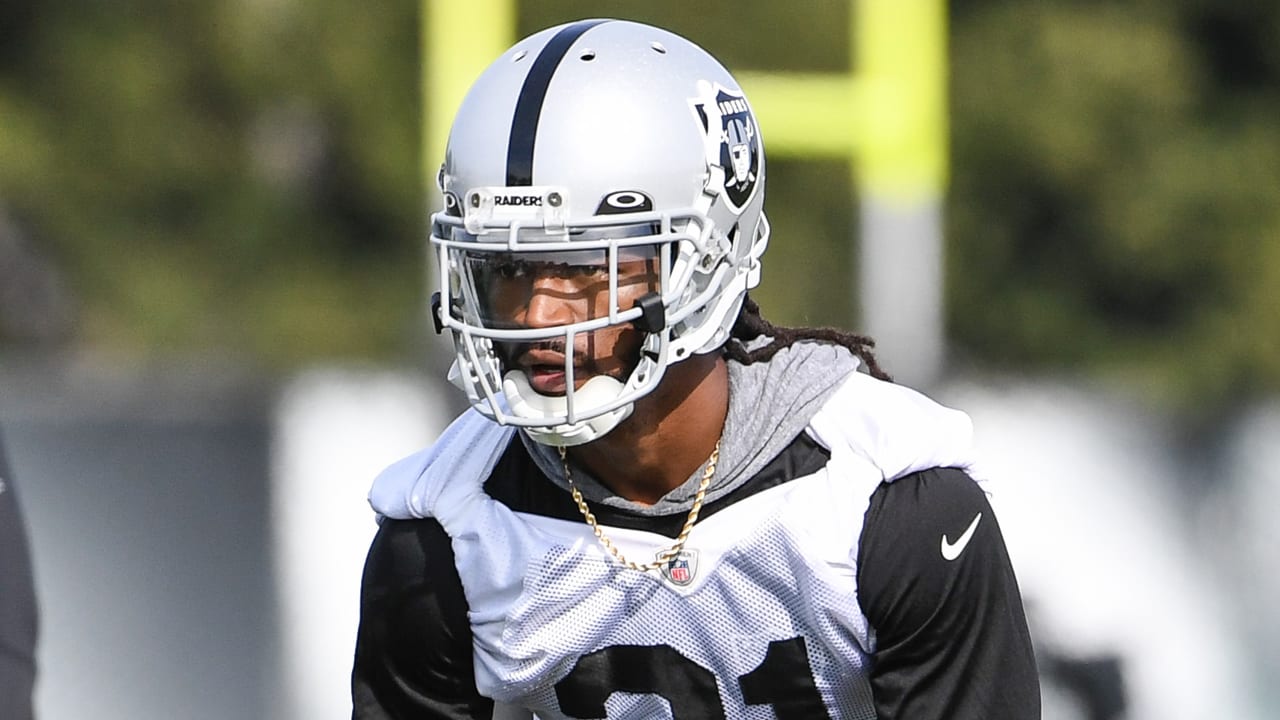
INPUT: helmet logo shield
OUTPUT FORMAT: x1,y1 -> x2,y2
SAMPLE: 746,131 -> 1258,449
692,82 -> 761,212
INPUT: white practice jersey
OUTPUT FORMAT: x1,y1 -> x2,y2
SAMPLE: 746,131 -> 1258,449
364,372 -> 983,719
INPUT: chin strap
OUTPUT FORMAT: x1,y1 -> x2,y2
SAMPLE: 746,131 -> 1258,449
501,371 -> 635,447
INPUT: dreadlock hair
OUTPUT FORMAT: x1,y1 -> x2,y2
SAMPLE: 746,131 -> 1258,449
722,294 -> 892,382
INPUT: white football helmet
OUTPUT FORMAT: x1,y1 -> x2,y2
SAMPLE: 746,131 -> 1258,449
431,19 -> 769,446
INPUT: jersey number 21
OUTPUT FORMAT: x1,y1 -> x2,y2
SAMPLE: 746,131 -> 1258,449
555,636 -> 831,719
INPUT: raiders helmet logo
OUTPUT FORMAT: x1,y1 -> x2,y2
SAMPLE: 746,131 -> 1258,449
691,82 -> 761,212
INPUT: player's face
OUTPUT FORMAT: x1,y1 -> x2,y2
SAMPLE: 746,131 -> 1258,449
479,247 -> 661,396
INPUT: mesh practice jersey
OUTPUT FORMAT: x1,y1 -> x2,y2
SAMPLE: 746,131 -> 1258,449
353,374 -> 1040,719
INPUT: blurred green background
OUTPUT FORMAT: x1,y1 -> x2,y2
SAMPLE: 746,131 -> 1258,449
1,0 -> 1277,419
3,4 -> 1279,718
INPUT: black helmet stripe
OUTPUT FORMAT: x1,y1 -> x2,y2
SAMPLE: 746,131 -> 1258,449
506,19 -> 610,186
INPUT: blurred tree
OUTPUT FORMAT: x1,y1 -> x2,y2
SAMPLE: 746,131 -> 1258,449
949,0 -> 1280,414
0,0 -> 422,368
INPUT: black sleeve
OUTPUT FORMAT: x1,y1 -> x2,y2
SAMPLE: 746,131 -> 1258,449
857,467 -> 1040,719
351,518 -> 495,720
0,431 -> 38,720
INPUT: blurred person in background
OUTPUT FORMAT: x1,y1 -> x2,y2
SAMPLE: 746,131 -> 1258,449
0,428 -> 38,720
352,19 -> 1039,719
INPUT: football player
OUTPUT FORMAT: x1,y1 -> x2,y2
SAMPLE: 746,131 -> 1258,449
352,19 -> 1039,719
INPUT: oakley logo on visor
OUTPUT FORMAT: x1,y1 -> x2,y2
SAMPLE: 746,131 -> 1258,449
595,190 -> 654,215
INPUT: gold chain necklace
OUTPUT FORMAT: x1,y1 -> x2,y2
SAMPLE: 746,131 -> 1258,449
558,439 -> 720,572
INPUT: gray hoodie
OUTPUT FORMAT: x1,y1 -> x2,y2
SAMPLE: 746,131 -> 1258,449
520,339 -> 862,515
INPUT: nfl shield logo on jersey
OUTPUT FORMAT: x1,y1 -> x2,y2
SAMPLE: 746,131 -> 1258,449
659,549 -> 699,586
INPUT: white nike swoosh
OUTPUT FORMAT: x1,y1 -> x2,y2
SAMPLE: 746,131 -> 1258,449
941,512 -> 983,561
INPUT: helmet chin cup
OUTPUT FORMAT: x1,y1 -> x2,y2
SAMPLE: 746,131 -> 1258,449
502,371 -> 635,447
